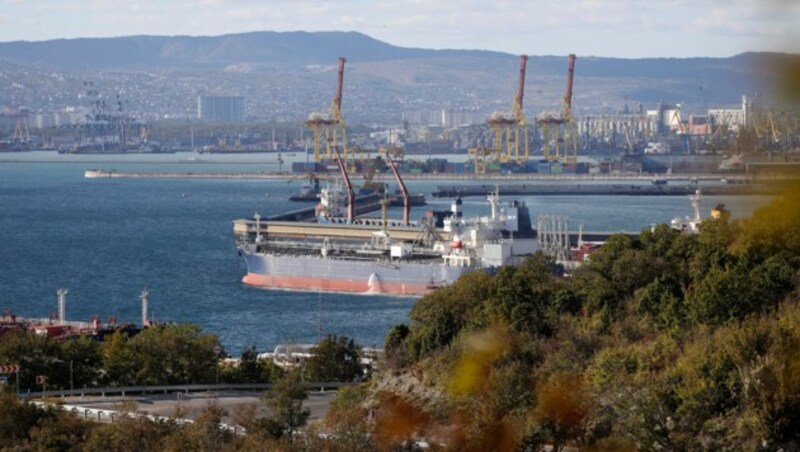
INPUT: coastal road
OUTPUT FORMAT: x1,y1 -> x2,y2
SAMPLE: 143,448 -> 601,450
59,390 -> 338,423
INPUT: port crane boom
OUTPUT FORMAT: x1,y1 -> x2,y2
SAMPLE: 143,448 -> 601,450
514,55 -> 528,123
562,54 -> 576,120
537,53 -> 578,163
333,148 -> 355,223
385,154 -> 411,226
333,57 -> 346,123
306,57 -> 349,164
474,54 -> 530,171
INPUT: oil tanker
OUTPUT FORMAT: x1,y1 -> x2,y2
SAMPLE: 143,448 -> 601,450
233,153 -> 537,296
234,194 -> 536,296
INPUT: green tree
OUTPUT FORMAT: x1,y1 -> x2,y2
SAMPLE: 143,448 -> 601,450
261,371 -> 310,441
238,345 -> 265,383
636,275 -> 685,328
0,387 -> 56,448
128,324 -> 219,385
406,270 -> 493,359
100,331 -> 138,386
486,253 -> 559,336
306,335 -> 363,382
0,332 -> 62,390
61,336 -> 103,389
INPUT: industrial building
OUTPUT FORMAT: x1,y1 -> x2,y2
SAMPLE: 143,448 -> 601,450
197,96 -> 246,122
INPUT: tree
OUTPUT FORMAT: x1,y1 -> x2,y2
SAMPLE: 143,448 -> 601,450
163,403 -> 234,451
100,331 -> 138,387
310,384 -> 375,452
61,336 -> 103,389
0,332 -> 62,390
306,335 -> 363,382
406,270 -> 493,359
238,345 -> 265,383
127,324 -> 220,385
261,371 -> 310,441
636,275 -> 685,328
0,388 -> 55,448
487,253 -> 559,336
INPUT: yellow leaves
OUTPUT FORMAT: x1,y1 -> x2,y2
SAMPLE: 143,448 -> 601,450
373,392 -> 430,449
533,373 -> 593,430
447,326 -> 511,397
730,181 -> 800,257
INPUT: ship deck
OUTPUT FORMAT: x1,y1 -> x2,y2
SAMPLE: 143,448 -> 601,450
233,219 -> 451,242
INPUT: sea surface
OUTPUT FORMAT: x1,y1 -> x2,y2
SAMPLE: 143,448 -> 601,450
0,152 -> 771,355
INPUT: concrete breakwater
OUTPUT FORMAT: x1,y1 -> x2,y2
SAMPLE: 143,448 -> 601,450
433,183 -> 775,197
84,169 -> 750,182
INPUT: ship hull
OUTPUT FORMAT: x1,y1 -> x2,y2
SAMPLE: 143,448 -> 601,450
240,251 -> 471,296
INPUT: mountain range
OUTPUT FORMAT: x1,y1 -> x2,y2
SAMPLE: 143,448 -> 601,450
1,31 -> 796,122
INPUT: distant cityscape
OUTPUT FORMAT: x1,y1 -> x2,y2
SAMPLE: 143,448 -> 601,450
0,32 -> 797,163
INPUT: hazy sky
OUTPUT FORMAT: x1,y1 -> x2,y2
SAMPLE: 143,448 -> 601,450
0,0 -> 798,57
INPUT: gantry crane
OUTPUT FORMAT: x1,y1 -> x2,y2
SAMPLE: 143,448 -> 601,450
469,55 -> 530,173
487,54 -> 530,163
306,57 -> 349,166
537,54 -> 578,163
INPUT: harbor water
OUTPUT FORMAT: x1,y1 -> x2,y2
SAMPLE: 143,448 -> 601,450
0,152 -> 771,354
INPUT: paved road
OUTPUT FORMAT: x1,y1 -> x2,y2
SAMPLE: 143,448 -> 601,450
61,390 -> 338,423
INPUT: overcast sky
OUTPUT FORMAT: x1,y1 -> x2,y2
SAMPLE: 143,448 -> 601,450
0,0 -> 798,57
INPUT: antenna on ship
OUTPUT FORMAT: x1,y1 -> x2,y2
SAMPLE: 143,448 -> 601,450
691,188 -> 702,223
57,288 -> 69,325
254,212 -> 262,244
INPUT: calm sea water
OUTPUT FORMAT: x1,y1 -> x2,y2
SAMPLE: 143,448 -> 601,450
0,152 -> 770,354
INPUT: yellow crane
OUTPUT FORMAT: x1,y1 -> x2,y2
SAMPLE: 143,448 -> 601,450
536,54 -> 578,163
305,57 -> 349,165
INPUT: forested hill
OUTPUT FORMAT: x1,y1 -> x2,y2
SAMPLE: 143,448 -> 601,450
372,183 -> 800,450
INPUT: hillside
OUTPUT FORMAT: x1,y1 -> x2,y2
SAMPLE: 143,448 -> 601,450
359,183 -> 800,450
0,31 -> 796,122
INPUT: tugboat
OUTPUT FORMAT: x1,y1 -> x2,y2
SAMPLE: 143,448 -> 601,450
670,189 -> 703,233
